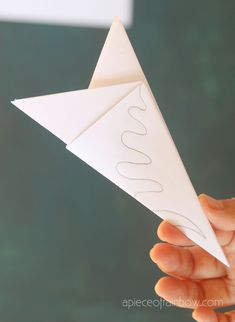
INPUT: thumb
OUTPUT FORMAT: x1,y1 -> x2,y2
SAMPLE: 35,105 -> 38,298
199,194 -> 235,231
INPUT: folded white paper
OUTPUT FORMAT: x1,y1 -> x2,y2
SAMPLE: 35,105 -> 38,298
12,17 -> 229,266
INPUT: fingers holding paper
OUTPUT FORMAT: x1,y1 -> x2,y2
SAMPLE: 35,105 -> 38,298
150,244 -> 235,309
149,243 -> 226,280
157,194 -> 235,249
150,194 -> 235,309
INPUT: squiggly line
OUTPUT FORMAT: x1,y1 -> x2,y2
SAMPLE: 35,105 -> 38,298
154,209 -> 207,239
115,84 -> 206,240
115,84 -> 163,197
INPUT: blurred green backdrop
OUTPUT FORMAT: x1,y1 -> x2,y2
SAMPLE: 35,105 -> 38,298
0,0 -> 234,321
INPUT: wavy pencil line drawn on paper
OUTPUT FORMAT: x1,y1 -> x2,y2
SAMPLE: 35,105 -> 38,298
115,84 -> 207,240
115,84 -> 163,196
154,209 -> 206,239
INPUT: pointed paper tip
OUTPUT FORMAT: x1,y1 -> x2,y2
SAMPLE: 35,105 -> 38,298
207,240 -> 230,267
11,99 -> 23,109
215,247 -> 229,267
111,16 -> 125,30
222,255 -> 230,267
11,100 -> 17,106
112,16 -> 121,24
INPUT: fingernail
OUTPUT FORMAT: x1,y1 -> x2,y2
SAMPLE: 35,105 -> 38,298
205,195 -> 224,210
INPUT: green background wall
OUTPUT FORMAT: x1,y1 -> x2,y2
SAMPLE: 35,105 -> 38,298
0,0 -> 234,321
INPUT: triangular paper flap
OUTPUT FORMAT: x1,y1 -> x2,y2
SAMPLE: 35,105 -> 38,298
67,83 -> 229,266
12,81 -> 140,144
89,17 -> 147,89
89,17 -> 167,134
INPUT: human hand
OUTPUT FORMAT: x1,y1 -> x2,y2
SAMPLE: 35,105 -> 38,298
150,194 -> 235,321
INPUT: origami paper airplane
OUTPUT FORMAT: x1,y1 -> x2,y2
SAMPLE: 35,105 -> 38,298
12,17 -> 229,266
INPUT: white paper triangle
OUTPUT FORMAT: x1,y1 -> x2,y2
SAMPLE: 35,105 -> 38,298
89,16 -> 147,88
12,82 -> 139,144
89,16 -> 167,127
67,83 -> 229,266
